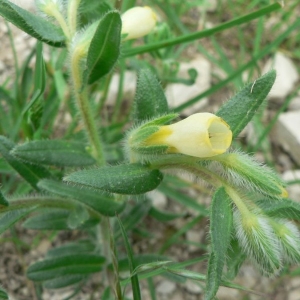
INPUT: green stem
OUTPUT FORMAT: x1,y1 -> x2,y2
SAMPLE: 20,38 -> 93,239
223,185 -> 251,217
70,37 -> 123,298
122,2 -> 282,57
76,87 -> 105,164
70,51 -> 105,165
149,154 -> 253,217
100,217 -> 122,299
112,59 -> 126,122
68,0 -> 82,36
97,73 -> 113,113
44,3 -> 71,41
174,16 -> 300,112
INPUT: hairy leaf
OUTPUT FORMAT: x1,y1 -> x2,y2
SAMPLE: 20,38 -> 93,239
205,187 -> 233,300
85,11 -> 121,84
0,0 -> 65,47
0,136 -> 50,189
27,254 -> 105,281
217,70 -> 276,138
12,140 -> 96,167
64,163 -> 163,195
133,69 -> 169,123
38,179 -> 125,216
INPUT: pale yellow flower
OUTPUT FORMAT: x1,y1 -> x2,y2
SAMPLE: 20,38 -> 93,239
145,113 -> 232,158
121,6 -> 157,41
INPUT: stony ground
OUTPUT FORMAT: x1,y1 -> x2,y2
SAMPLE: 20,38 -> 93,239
1,2 -> 300,300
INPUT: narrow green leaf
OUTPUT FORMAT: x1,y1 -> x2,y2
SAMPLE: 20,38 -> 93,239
159,214 -> 203,254
22,210 -> 98,230
101,287 -> 113,300
113,254 -> 169,272
22,210 -> 70,230
133,69 -> 169,123
43,274 -> 86,289
226,238 -> 246,280
0,207 -> 36,235
12,140 -> 96,167
0,190 -> 9,207
22,42 -> 46,115
0,135 -> 51,190
86,11 -> 121,84
64,163 -> 163,195
149,206 -> 185,222
0,286 -> 9,300
46,240 -> 95,258
115,200 -> 152,239
174,17 -> 300,113
133,261 -> 172,276
122,3 -> 281,57
121,257 -> 207,285
216,70 -> 276,138
139,113 -> 178,127
164,266 -> 256,295
117,216 -> 142,300
205,187 -> 233,300
38,179 -> 125,216
79,0 -> 113,24
0,0 -> 65,47
26,254 -> 105,281
256,198 -> 300,220
165,266 -> 206,281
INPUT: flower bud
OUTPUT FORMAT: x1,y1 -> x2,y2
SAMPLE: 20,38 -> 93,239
143,113 -> 232,158
270,219 -> 300,263
121,6 -> 157,41
234,209 -> 282,276
214,151 -> 288,198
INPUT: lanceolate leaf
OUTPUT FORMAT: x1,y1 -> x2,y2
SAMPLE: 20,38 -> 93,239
115,200 -> 152,239
0,136 -> 50,190
86,11 -> 121,84
64,163 -> 163,195
0,190 -> 9,206
38,179 -> 125,216
22,42 -> 46,115
22,209 -> 99,230
0,0 -> 65,47
46,240 -> 95,258
149,206 -> 185,222
216,70 -> 276,138
133,69 -> 169,123
0,207 -> 37,235
115,254 -> 169,272
205,187 -> 233,300
117,216 -> 142,300
226,238 -> 246,280
256,198 -> 300,220
26,254 -> 105,281
43,274 -> 86,289
12,140 -> 96,167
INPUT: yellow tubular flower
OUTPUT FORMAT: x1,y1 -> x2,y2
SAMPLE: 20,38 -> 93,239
121,6 -> 157,41
145,113 -> 232,158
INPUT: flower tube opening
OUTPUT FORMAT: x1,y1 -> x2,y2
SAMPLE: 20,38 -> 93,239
208,118 -> 232,154
140,113 -> 232,158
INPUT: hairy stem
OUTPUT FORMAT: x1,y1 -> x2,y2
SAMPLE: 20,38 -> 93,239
44,2 -> 70,40
149,154 -> 253,217
67,0 -> 82,36
70,49 -> 105,165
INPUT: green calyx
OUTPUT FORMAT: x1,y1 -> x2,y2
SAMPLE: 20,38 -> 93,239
214,152 -> 287,198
